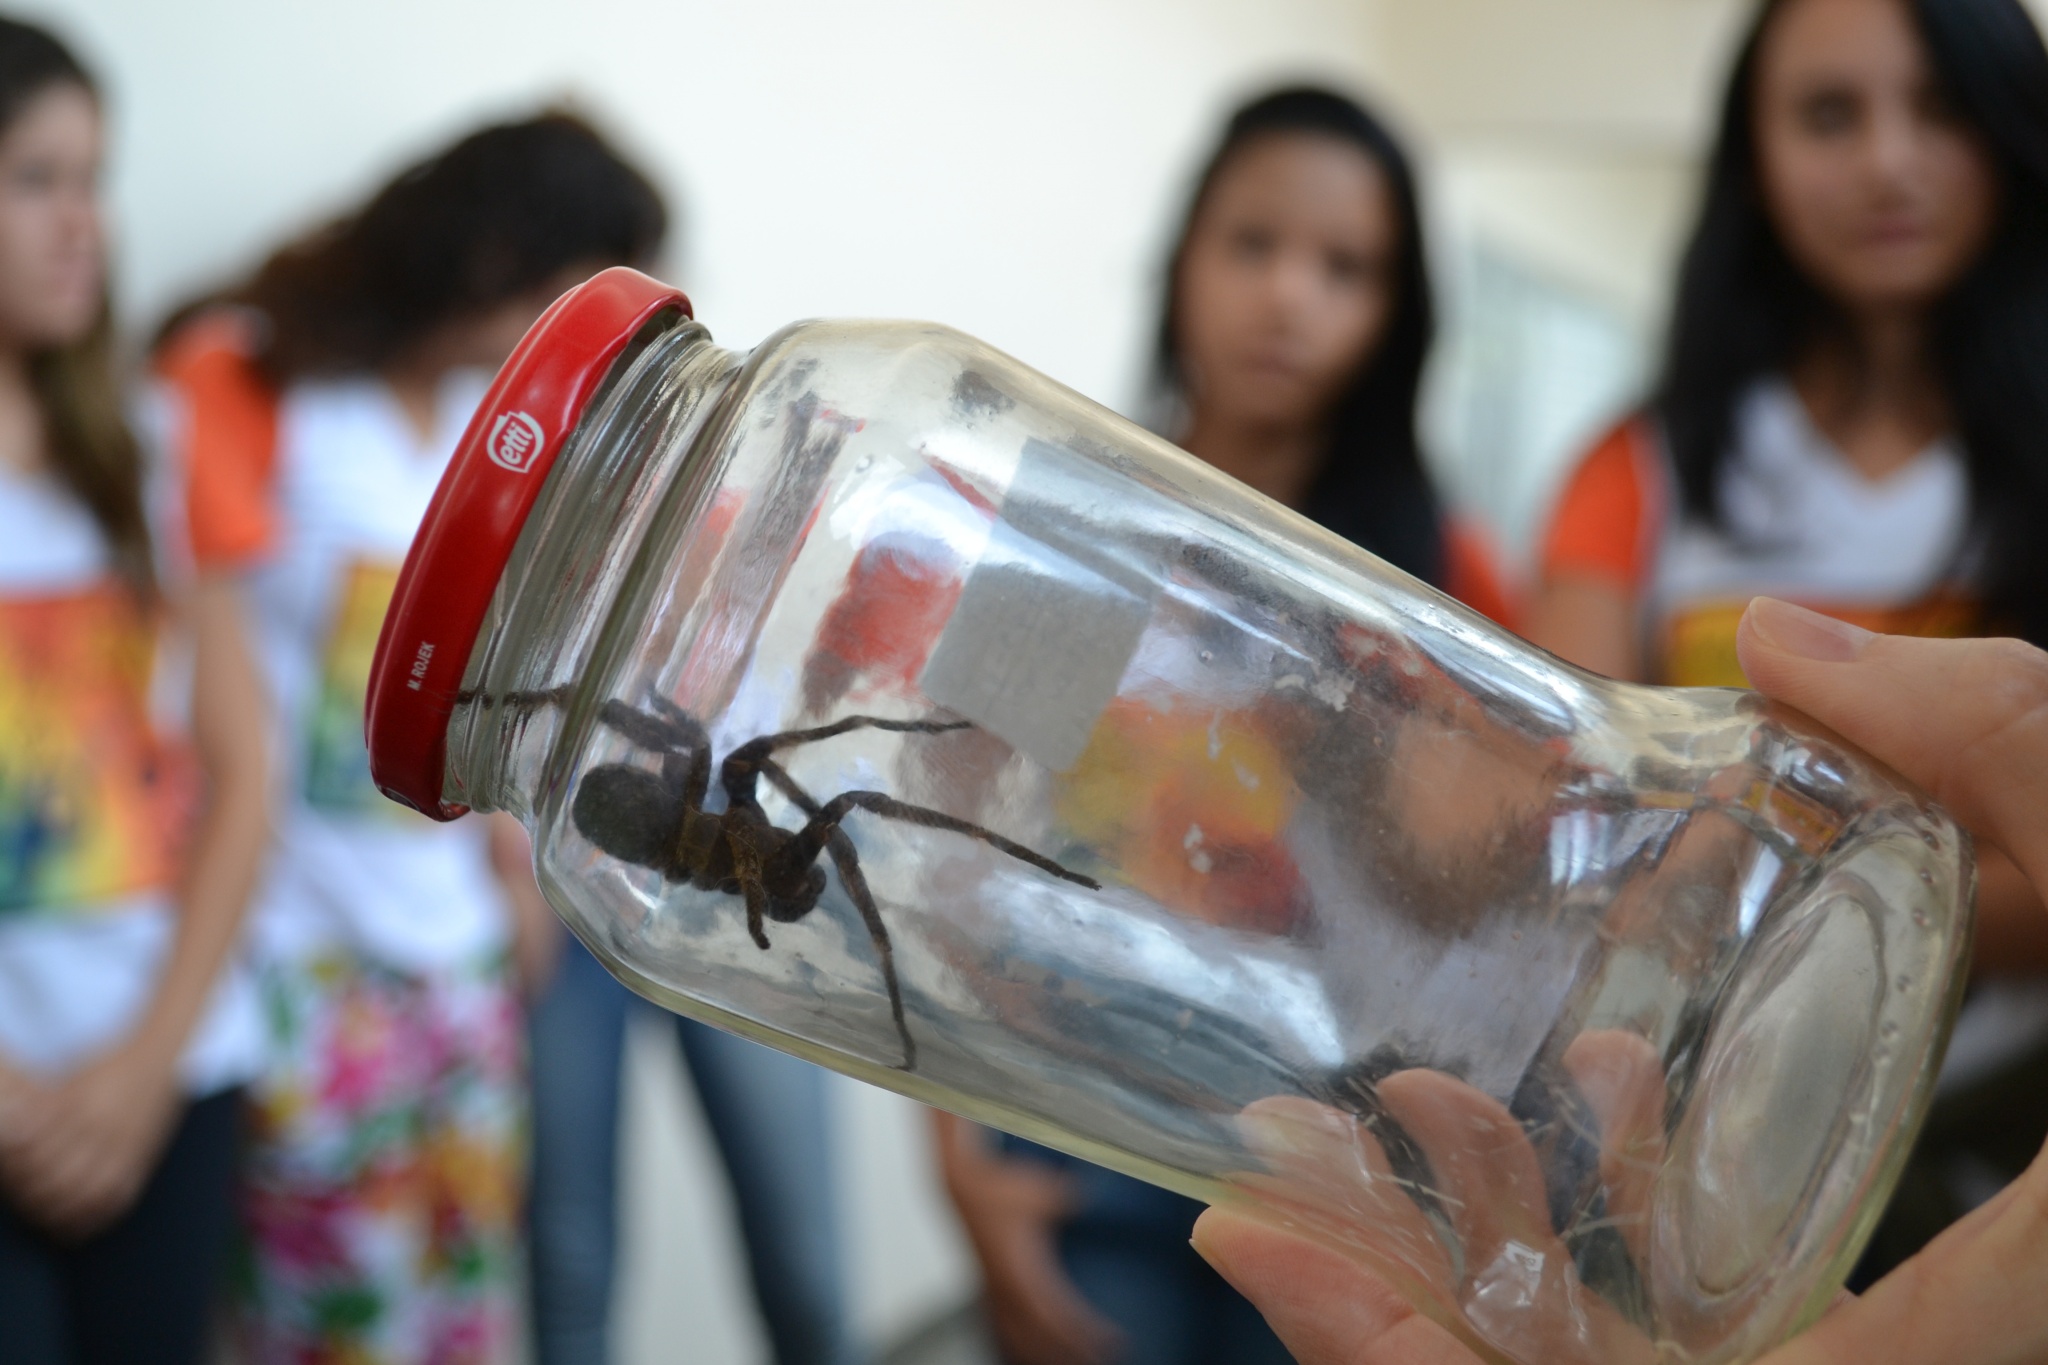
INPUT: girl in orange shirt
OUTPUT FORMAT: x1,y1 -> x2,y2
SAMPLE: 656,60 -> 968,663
1526,0 -> 2048,1281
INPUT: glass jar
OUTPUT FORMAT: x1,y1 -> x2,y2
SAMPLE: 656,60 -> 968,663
368,269 -> 1971,1365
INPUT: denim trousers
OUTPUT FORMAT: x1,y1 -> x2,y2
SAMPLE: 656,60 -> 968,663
0,1088 -> 241,1365
998,1136 -> 1293,1365
526,935 -> 855,1365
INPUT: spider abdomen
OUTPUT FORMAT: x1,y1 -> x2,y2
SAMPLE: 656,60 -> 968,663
571,764 -> 682,873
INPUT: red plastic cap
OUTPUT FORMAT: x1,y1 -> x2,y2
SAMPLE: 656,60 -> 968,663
366,267 -> 691,820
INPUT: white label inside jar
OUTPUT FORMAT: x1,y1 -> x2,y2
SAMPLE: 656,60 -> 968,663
919,440 -> 1159,772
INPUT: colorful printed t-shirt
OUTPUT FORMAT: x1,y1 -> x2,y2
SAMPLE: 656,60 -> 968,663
0,462 -> 259,1091
1541,380 -> 1976,686
156,318 -> 506,973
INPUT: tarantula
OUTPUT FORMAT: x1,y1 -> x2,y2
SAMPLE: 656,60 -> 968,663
571,696 -> 1101,1069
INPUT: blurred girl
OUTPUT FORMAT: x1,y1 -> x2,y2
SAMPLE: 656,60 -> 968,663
1525,0 -> 2048,1276
154,114 -> 664,1363
0,19 -> 270,1364
932,86 -> 1504,1365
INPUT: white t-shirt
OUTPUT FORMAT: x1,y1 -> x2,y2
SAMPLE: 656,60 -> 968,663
156,320 -> 509,974
1545,380 -> 2034,1098
0,463 -> 260,1093
1653,379 -> 1975,622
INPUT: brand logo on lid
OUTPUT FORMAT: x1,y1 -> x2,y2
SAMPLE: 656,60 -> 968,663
487,411 -> 546,473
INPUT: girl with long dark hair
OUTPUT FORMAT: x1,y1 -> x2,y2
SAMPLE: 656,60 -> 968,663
1148,87 -> 1502,610
0,19 -> 271,1364
929,85 -> 1504,1365
153,113 -> 666,1363
1526,0 -> 2048,1276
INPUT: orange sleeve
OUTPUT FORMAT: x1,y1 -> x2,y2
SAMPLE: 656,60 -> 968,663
1441,519 -> 1517,630
154,315 -> 281,569
1538,418 -> 1664,593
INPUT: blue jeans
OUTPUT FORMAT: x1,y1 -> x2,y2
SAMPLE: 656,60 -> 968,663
999,1137 -> 1292,1365
527,935 -> 855,1365
0,1088 -> 241,1365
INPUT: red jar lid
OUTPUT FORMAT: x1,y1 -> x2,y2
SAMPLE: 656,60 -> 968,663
366,266 -> 691,820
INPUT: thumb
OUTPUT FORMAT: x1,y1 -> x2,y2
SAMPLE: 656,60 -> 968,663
1734,597 -> 2048,889
1191,1206 -> 1482,1365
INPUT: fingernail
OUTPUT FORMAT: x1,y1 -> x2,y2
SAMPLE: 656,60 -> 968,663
1745,597 -> 1875,663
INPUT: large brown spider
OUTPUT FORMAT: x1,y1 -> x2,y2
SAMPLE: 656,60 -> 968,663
571,696 -> 1101,1069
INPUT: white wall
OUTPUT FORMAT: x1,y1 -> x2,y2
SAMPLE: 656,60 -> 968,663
27,2 -> 1385,1358
40,0 -> 1379,404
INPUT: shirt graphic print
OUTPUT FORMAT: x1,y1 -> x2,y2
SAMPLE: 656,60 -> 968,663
0,580 -> 183,913
303,558 -> 407,816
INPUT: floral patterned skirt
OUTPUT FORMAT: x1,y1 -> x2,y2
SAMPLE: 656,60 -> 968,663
233,949 -> 524,1365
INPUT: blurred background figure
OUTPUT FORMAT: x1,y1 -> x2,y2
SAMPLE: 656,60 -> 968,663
930,85 -> 1504,1365
531,744 -> 855,1358
0,16 -> 270,1365
1140,88 -> 1507,617
531,881 -> 857,1359
1523,0 -> 2048,1281
532,955 -> 857,1365
151,113 -> 664,1364
432,123 -> 855,1365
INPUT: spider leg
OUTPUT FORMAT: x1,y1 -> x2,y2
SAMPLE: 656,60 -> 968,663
454,683 -> 575,712
599,698 -> 702,756
757,758 -> 822,816
758,760 -> 917,1069
725,821 -> 774,951
740,877 -> 771,950
720,715 -> 972,806
648,694 -> 713,750
454,687 -> 710,758
666,743 -> 712,814
596,698 -> 716,815
771,790 -> 1101,892
822,829 -> 917,1070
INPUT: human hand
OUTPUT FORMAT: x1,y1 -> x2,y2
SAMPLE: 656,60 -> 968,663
1192,599 -> 2048,1365
0,1037 -> 182,1238
931,1111 -> 1125,1365
1208,1030 -> 1666,1365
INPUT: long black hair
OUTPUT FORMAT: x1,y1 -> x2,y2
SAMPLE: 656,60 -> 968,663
1659,0 -> 2048,645
0,19 -> 150,596
173,111 -> 667,383
1152,85 -> 1442,585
